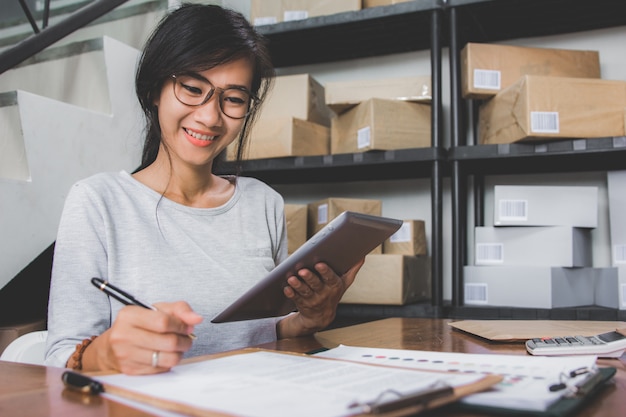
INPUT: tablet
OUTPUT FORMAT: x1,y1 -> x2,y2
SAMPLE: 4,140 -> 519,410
212,211 -> 403,323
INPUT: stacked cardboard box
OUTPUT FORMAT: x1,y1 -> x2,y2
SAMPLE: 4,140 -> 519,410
227,73 -> 331,160
325,75 -> 432,154
284,204 -> 307,255
466,185 -> 600,308
283,198 -> 430,305
341,254 -> 431,305
461,42 -> 626,145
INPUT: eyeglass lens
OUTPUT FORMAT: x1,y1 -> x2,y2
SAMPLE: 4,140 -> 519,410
172,75 -> 252,119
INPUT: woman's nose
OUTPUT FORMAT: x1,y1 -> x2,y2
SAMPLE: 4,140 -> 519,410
194,93 -> 223,125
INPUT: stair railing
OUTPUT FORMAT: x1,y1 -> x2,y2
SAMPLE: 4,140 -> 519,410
0,0 -> 130,75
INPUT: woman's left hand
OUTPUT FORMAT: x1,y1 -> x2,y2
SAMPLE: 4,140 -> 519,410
278,259 -> 364,338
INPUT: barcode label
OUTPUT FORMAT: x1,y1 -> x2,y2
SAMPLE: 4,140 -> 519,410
317,204 -> 328,225
253,16 -> 277,25
284,10 -> 308,21
476,243 -> 504,264
530,111 -> 560,133
465,283 -> 488,304
473,69 -> 501,90
498,199 -> 528,221
621,284 -> 626,308
357,127 -> 371,149
614,245 -> 626,264
390,222 -> 411,243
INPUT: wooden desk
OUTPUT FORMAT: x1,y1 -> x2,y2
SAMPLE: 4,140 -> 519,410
1,318 -> 624,416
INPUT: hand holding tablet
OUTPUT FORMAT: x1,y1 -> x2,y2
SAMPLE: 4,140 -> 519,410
212,211 -> 403,323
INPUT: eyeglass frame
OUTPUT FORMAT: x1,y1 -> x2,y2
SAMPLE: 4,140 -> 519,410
170,74 -> 259,120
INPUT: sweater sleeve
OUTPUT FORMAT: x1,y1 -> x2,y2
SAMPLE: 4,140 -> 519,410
45,181 -> 113,367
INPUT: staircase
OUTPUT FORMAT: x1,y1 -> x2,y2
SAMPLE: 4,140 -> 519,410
0,0 -> 173,325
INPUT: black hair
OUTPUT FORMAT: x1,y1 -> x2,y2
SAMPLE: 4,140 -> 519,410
133,3 -> 275,174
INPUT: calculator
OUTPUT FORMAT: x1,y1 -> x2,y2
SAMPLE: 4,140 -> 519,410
526,331 -> 626,358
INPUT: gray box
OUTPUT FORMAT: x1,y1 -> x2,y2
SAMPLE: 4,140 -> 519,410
494,185 -> 598,227
464,266 -> 595,308
474,226 -> 592,267
607,171 -> 626,265
594,266 -> 626,310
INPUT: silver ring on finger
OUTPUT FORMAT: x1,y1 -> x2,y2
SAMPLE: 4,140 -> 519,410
152,351 -> 160,368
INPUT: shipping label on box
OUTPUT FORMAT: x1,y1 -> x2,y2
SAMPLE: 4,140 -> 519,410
461,43 -> 600,99
325,76 -> 431,114
331,98 -> 431,154
307,198 -> 382,237
251,0 -> 361,25
494,185 -> 598,228
364,0 -> 415,7
474,226 -> 592,267
227,117 -> 329,161
383,220 -> 427,255
258,73 -> 331,127
464,266 -> 595,309
478,75 -> 626,145
341,254 -> 431,305
284,204 -> 307,255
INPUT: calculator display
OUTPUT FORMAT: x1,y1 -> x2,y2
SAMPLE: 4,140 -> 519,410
597,331 -> 626,343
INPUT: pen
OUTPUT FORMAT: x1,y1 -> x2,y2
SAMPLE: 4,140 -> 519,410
91,277 -> 197,339
62,370 -> 104,395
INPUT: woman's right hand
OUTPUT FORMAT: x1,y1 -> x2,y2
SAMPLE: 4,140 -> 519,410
81,301 -> 203,374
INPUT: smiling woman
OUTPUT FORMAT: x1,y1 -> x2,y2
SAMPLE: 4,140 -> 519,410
45,3 -> 365,376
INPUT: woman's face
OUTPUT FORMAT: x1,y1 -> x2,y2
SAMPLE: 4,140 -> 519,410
154,57 -> 254,170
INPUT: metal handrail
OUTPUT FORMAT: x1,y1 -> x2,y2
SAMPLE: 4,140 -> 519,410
0,0 -> 129,75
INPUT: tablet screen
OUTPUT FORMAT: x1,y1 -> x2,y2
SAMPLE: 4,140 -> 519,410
212,211 -> 403,323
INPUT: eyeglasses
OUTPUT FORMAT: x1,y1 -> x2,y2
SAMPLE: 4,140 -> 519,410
171,74 -> 257,119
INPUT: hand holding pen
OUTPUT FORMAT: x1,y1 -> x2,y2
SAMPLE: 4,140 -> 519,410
90,277 -> 201,374
91,277 -> 198,339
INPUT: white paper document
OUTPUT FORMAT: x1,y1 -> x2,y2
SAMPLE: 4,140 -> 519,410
95,350 -> 485,417
316,345 -> 598,412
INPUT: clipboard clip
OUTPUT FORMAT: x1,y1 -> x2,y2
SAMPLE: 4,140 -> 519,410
348,381 -> 454,415
549,367 -> 604,398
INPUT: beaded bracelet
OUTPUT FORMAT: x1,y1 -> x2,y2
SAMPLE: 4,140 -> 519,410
69,336 -> 97,370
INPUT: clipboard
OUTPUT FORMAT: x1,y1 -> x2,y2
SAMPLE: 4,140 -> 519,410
453,366 -> 617,417
84,348 -> 503,417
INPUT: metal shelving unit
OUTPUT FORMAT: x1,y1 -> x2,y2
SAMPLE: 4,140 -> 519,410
447,0 -> 626,320
218,0 -> 626,321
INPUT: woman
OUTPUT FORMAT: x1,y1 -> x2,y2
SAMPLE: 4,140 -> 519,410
45,3 -> 362,375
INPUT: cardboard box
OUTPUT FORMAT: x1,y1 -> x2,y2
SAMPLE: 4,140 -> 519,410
607,171 -> 626,266
285,204 -> 307,255
474,226 -> 592,267
258,74 -> 331,127
331,98 -> 431,154
478,76 -> 626,145
383,220 -> 427,256
0,319 -> 46,356
594,266 -> 626,310
341,254 -> 431,305
493,185 -> 598,228
364,0 -> 415,7
464,266 -> 596,309
461,43 -> 600,99
251,0 -> 361,25
307,198 -> 382,237
227,117 -> 329,160
324,76 -> 431,114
